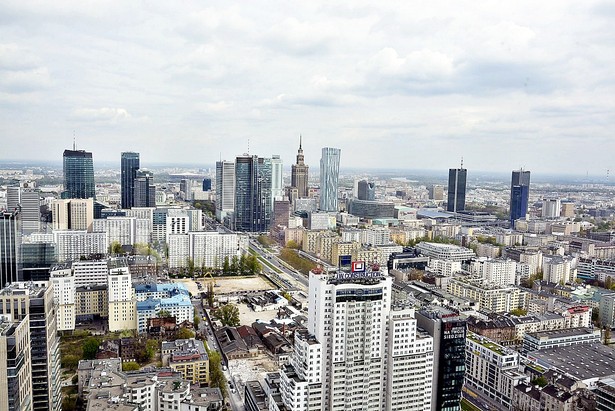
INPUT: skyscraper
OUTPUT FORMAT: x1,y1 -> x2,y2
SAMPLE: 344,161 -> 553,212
291,136 -> 309,198
133,170 -> 156,208
120,152 -> 140,209
271,155 -> 284,200
62,149 -> 95,199
416,306 -> 467,411
357,180 -> 375,201
0,315 -> 32,411
319,147 -> 341,212
447,166 -> 467,213
0,211 -> 21,286
278,266 -> 434,410
234,155 -> 272,232
0,281 -> 62,411
510,170 -> 531,226
215,161 -> 235,223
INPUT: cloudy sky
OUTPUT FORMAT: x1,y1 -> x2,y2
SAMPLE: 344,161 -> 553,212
1,1 -> 614,175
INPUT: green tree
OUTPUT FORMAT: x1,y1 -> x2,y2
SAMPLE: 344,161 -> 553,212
187,257 -> 195,277
157,310 -> 172,318
510,308 -> 528,316
82,337 -> 100,360
213,304 -> 240,327
531,376 -> 548,387
207,349 -> 228,398
286,240 -> 299,249
231,255 -> 239,274
177,327 -> 195,339
207,282 -> 215,308
109,241 -> 123,255
223,256 -> 230,275
194,314 -> 200,328
281,291 -> 292,303
122,361 -> 140,371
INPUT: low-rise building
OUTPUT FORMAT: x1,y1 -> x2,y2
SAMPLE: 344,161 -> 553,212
161,339 -> 210,385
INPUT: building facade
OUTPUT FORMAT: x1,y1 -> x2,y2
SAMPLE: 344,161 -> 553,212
121,152 -> 140,209
62,149 -> 95,200
234,155 -> 272,232
291,137 -> 309,199
447,167 -> 467,213
319,147 -> 341,212
510,170 -> 531,226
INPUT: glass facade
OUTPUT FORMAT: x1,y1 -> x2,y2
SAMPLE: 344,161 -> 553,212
21,242 -> 56,281
0,211 -> 21,285
133,170 -> 155,207
121,152 -> 140,209
62,149 -> 95,199
447,168 -> 467,213
510,170 -> 531,226
234,155 -> 272,232
319,147 -> 341,212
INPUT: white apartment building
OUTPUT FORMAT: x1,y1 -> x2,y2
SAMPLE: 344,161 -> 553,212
108,267 -> 137,332
72,259 -> 110,287
543,255 -> 576,284
53,230 -> 108,262
166,209 -> 190,243
470,258 -> 517,286
448,278 -> 528,313
168,231 -> 248,269
465,332 -> 528,409
277,266 -> 434,411
416,242 -> 475,262
92,216 -> 151,246
50,267 -> 76,331
429,259 -> 462,276
51,198 -> 94,231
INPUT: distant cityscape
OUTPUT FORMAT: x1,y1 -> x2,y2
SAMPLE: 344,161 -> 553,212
0,137 -> 615,411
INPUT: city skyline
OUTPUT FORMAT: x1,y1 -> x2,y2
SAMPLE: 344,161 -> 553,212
1,2 -> 614,174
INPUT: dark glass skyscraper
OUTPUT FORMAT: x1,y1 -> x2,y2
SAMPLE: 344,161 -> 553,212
234,155 -> 272,232
416,306 -> 467,411
62,149 -> 95,199
121,152 -> 140,209
133,170 -> 156,208
0,211 -> 21,286
510,170 -> 531,226
357,180 -> 375,201
447,167 -> 467,213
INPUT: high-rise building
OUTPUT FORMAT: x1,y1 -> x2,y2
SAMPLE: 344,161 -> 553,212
120,152 -> 140,209
0,211 -> 21,286
107,263 -> 137,332
357,180 -> 375,201
542,198 -> 561,219
62,149 -> 95,200
215,161 -> 235,222
133,170 -> 156,208
278,265 -> 434,410
428,185 -> 444,201
21,240 -> 56,281
271,155 -> 284,201
0,281 -> 62,411
51,198 -> 94,232
202,178 -> 212,192
20,188 -> 41,234
416,306 -> 467,411
447,167 -> 467,213
291,136 -> 309,198
319,147 -> 341,212
234,155 -> 272,232
6,186 -> 21,212
0,315 -> 32,411
510,170 -> 531,226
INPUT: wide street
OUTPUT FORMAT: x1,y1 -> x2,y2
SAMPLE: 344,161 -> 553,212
249,239 -> 308,291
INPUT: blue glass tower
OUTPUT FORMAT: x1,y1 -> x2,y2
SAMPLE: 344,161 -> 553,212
234,155 -> 272,232
63,149 -> 95,199
121,152 -> 140,209
510,170 -> 531,227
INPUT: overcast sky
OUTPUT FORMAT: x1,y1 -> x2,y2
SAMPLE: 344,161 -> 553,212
1,1 -> 614,175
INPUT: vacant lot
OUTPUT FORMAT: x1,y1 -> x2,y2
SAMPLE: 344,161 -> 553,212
176,276 -> 274,296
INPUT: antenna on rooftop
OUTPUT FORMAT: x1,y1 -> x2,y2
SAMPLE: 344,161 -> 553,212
73,130 -> 76,150
247,138 -> 250,154
460,156 -> 464,169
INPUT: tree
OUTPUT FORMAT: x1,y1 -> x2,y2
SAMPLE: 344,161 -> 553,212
231,255 -> 239,274
177,327 -> 195,339
194,314 -> 200,328
82,337 -> 100,360
157,310 -> 172,318
207,349 -> 228,398
213,304 -> 240,327
605,327 -> 611,345
531,376 -> 548,387
109,241 -> 123,255
281,291 -> 292,303
122,361 -> 140,371
187,257 -> 195,277
207,282 -> 215,308
223,256 -> 230,275
510,308 -> 528,317
286,240 -> 299,249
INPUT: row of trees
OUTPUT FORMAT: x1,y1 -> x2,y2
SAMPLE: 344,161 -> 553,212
278,248 -> 316,275
170,254 -> 262,278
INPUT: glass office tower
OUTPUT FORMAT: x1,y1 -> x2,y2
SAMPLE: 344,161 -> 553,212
319,147 -> 341,212
62,149 -> 95,199
121,152 -> 140,209
510,170 -> 531,226
234,155 -> 272,232
447,167 -> 467,213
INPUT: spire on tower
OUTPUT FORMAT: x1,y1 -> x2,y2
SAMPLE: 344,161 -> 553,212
73,130 -> 76,150
299,134 -> 302,150
460,156 -> 464,169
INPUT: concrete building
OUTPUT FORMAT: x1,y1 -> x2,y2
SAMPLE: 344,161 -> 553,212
522,327 -> 601,354
167,231 -> 247,269
543,255 -> 575,284
0,315 -> 32,411
416,242 -> 475,262
52,230 -> 108,262
215,160 -> 235,222
277,265 -> 435,410
448,278 -> 528,312
161,339 -> 210,385
108,266 -> 137,332
470,258 -> 517,286
291,137 -> 309,199
92,216 -> 151,246
542,198 -> 561,219
465,332 -> 528,409
0,282 -> 61,411
50,267 -> 76,331
51,198 -> 94,231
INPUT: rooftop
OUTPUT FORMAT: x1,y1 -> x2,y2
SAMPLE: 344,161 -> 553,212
529,343 -> 615,380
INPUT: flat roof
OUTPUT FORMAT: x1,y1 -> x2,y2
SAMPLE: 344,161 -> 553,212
526,327 -> 598,340
529,343 -> 615,380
